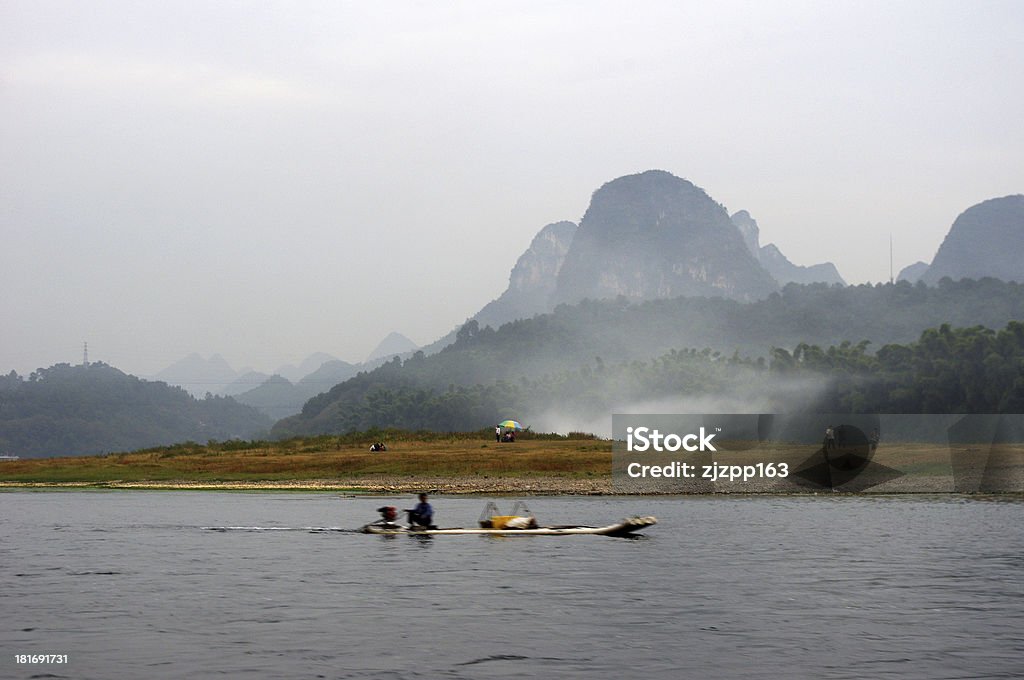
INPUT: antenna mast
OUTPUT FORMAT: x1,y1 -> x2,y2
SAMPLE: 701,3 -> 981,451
83,341 -> 89,366
889,234 -> 894,284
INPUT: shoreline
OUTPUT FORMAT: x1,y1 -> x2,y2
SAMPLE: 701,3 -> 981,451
4,439 -> 1020,495
3,478 -> 1021,496
0,476 -> 613,494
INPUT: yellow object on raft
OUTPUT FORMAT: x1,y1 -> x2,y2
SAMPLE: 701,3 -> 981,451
488,515 -> 537,529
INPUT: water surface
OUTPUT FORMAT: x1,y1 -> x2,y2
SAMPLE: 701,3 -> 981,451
2,492 -> 1021,679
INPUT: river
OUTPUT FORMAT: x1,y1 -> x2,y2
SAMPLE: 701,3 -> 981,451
2,491 -> 1021,679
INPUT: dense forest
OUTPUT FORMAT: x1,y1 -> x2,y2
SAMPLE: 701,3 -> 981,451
272,279 -> 1024,436
271,321 -> 1024,438
778,322 -> 1024,413
0,363 -> 271,458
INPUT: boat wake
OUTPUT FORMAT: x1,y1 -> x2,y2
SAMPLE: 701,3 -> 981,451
202,526 -> 356,533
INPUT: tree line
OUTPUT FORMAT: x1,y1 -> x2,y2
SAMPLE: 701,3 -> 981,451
0,363 -> 271,457
272,321 -> 1024,437
273,278 -> 1024,436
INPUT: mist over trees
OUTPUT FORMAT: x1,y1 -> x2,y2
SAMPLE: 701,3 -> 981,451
776,322 -> 1024,413
270,321 -> 1024,438
271,279 -> 1024,437
5,278 -> 1021,454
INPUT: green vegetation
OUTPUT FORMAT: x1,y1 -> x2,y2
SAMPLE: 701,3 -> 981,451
779,322 -> 1024,413
274,279 -> 1024,437
274,319 -> 1024,437
0,363 -> 271,458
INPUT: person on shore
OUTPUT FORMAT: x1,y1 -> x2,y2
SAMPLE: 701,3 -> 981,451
405,493 -> 434,529
495,425 -> 501,443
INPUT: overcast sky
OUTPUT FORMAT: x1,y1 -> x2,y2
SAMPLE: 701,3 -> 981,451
2,0 -> 1022,377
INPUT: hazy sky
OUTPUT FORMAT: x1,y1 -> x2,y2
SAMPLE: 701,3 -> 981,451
3,1 -> 1022,377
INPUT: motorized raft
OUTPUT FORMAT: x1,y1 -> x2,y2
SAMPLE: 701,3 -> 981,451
359,501 -> 657,537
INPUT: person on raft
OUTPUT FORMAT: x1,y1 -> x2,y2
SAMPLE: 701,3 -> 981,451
405,493 -> 435,529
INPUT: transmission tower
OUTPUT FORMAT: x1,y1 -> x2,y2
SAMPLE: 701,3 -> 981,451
889,234 -> 894,284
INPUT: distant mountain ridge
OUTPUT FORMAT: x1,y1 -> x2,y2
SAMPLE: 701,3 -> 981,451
466,171 -> 845,334
729,210 -> 846,286
150,330 -> 419,420
153,353 -> 239,396
919,195 -> 1024,285
365,332 -> 418,363
897,261 -> 930,284
153,353 -> 340,398
274,353 -> 340,383
230,359 -> 362,420
222,370 -> 273,397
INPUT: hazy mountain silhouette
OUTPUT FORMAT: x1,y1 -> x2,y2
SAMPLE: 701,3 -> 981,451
233,359 -> 360,419
473,221 -> 577,329
553,171 -> 778,305
365,332 -> 418,363
920,195 -> 1024,285
274,352 -> 340,383
730,210 -> 846,286
153,353 -> 239,396
222,370 -> 272,397
897,261 -> 930,284
230,375 -> 299,421
151,351 -> 345,399
440,171 -> 841,342
298,359 -> 359,389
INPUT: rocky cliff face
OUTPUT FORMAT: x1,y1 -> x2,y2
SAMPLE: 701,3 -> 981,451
553,170 -> 777,305
920,195 -> 1024,285
469,171 -> 858,332
731,210 -> 762,257
473,221 -> 576,328
729,210 -> 845,286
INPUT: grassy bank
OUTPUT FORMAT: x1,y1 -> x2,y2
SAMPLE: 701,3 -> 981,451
0,431 -> 612,491
2,431 -> 1020,495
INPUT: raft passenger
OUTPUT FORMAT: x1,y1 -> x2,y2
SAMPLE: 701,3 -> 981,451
405,493 -> 434,529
